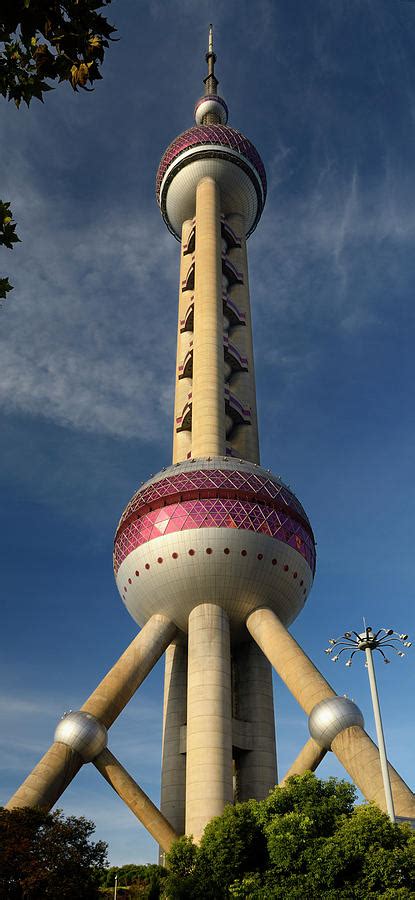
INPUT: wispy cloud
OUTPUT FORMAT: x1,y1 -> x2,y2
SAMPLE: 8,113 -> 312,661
0,695 -> 57,716
1,158 -> 178,441
252,158 -> 415,347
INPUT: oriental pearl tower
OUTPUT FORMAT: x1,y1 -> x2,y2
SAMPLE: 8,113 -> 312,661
6,27 -> 415,850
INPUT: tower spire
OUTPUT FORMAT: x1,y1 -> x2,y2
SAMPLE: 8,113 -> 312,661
204,23 -> 218,97
196,24 -> 228,125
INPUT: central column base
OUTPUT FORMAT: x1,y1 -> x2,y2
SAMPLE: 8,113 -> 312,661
185,604 -> 233,841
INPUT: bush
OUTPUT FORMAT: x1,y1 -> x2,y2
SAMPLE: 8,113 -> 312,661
162,774 -> 415,899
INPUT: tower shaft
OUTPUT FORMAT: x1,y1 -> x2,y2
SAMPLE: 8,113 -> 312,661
225,213 -> 260,463
186,604 -> 233,837
192,177 -> 225,457
164,169 -> 276,838
173,191 -> 260,463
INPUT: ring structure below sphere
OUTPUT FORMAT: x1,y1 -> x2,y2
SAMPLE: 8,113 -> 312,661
156,125 -> 266,239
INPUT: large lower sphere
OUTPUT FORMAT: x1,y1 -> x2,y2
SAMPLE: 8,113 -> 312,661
114,458 -> 316,636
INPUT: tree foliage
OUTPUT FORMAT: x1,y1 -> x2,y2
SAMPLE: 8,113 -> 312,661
100,863 -> 167,900
0,0 -> 116,107
0,200 -> 20,300
163,774 -> 415,899
0,805 -> 108,898
0,1 -> 116,302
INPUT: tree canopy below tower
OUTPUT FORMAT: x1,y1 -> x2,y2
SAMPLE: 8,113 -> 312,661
164,773 -> 415,899
0,806 -> 108,898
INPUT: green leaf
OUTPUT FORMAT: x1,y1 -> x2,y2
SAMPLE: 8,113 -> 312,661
0,277 -> 13,299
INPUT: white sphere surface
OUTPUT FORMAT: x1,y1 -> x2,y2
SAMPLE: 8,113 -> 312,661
114,457 -> 315,639
161,152 -> 262,238
194,96 -> 228,125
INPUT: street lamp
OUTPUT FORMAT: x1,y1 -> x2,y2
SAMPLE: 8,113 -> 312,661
324,626 -> 411,823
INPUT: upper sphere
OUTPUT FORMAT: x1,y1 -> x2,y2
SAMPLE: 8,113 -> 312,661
194,94 -> 228,125
156,125 -> 267,240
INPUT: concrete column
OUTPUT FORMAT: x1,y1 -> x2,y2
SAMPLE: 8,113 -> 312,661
246,607 -> 334,714
82,614 -> 177,728
332,726 -> 415,819
226,214 -> 260,464
233,639 -> 277,801
5,741 -> 83,811
186,604 -> 233,841
7,614 -> 177,812
173,218 -> 193,464
280,738 -> 327,785
94,747 -> 178,852
246,607 -> 415,818
191,177 -> 225,457
160,640 -> 187,835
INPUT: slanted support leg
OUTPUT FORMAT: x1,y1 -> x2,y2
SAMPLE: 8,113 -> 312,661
4,742 -> 83,811
6,614 -> 177,812
280,738 -> 327,785
94,748 -> 178,852
246,607 -> 415,818
81,614 -> 178,728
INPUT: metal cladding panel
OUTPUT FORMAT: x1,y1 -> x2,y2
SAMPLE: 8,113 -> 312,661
115,528 -> 313,636
54,711 -> 107,762
308,698 -> 365,750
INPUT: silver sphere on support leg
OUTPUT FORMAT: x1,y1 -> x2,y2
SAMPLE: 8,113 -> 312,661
308,697 -> 364,750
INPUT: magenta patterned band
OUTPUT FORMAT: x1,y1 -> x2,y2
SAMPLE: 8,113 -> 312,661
114,468 -> 315,575
113,496 -> 315,575
156,125 -> 267,200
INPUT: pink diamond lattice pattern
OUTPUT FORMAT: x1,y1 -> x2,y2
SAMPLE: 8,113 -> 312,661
156,125 -> 267,200
114,469 -> 315,575
117,469 -> 311,530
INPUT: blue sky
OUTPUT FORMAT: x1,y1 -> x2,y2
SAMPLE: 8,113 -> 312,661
1,0 -> 415,865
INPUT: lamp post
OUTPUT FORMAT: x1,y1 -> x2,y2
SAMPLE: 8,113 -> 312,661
324,626 -> 411,823
114,873 -> 118,900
